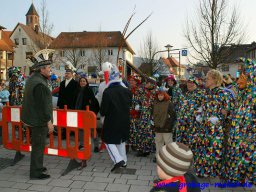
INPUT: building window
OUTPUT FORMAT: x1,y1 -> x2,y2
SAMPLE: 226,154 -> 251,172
26,52 -> 33,59
60,50 -> 65,57
79,64 -> 86,69
14,38 -> 19,45
7,53 -> 13,60
221,65 -> 229,72
22,38 -> 27,45
0,51 -> 3,59
108,49 -> 113,56
80,50 -> 85,57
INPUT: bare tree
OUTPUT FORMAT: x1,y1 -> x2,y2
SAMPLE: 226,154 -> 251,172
64,34 -> 89,69
39,0 -> 54,48
185,0 -> 245,69
139,31 -> 159,76
89,32 -> 110,72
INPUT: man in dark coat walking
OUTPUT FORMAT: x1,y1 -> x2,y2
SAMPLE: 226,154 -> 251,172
57,69 -> 79,109
21,49 -> 54,180
100,63 -> 132,172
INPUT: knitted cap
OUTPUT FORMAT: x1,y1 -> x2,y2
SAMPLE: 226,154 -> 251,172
165,74 -> 177,84
157,142 -> 193,176
51,74 -> 58,80
187,76 -> 198,85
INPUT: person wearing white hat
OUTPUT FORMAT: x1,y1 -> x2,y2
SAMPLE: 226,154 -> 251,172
100,62 -> 132,172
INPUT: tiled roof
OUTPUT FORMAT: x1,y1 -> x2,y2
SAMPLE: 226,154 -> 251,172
0,30 -> 14,51
0,25 -> 6,30
49,31 -> 135,54
220,44 -> 255,63
127,62 -> 146,78
247,42 -> 256,52
11,23 -> 54,49
161,57 -> 185,68
26,3 -> 39,16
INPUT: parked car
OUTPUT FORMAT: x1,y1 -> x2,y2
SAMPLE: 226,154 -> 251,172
52,83 -> 99,108
51,83 -> 101,128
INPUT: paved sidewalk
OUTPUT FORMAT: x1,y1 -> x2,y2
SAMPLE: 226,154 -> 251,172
0,145 -> 254,192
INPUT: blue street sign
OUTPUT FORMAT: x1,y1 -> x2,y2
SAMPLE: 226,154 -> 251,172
181,50 -> 188,56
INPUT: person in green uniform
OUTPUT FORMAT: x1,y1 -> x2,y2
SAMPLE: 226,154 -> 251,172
21,49 -> 54,180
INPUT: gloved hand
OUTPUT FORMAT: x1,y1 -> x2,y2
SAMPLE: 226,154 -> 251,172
135,104 -> 140,111
209,116 -> 219,125
196,115 -> 202,123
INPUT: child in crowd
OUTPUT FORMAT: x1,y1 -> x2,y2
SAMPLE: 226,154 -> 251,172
151,142 -> 201,192
152,89 -> 176,162
0,83 -> 10,105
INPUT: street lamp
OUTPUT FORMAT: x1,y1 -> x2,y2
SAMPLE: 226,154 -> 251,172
164,44 -> 173,58
168,50 -> 181,80
151,45 -> 186,80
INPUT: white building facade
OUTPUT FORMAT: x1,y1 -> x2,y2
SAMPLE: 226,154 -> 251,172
10,3 -> 53,75
49,31 -> 134,77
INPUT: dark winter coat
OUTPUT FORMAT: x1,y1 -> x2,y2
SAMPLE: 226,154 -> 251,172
100,82 -> 132,144
21,72 -> 52,127
153,100 -> 176,133
75,86 -> 99,115
57,79 -> 79,109
150,172 -> 201,192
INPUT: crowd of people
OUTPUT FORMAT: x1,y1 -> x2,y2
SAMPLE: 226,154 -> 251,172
0,52 -> 254,188
128,58 -> 255,187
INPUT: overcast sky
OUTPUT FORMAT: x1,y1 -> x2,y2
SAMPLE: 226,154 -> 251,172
1,0 -> 256,62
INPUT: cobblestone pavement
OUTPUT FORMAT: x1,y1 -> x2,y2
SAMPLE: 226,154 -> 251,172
0,145 -> 254,192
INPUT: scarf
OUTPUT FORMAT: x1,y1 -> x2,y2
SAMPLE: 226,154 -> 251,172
154,175 -> 187,192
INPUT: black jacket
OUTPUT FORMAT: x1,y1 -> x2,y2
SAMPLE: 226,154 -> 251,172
75,86 -> 99,115
150,172 -> 201,192
57,79 -> 78,109
100,82 -> 132,144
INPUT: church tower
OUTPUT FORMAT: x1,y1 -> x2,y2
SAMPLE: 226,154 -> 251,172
26,3 -> 39,31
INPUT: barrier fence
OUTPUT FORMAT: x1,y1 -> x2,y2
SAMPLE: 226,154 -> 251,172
1,103 -> 96,175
